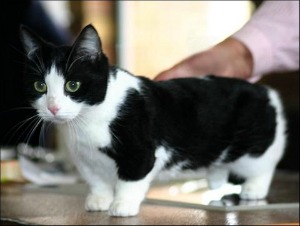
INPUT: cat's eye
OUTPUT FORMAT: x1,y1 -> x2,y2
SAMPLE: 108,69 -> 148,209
34,81 -> 47,93
65,81 -> 81,93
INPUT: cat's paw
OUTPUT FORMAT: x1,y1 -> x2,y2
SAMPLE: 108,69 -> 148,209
108,200 -> 140,217
85,194 -> 113,212
240,183 -> 268,200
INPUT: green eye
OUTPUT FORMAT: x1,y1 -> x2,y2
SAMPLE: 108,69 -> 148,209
34,81 -> 47,93
65,81 -> 81,93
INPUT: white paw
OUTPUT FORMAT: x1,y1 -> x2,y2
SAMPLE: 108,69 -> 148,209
240,183 -> 268,200
85,194 -> 113,212
108,200 -> 140,217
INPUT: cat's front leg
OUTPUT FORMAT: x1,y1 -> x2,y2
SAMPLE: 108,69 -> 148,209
109,179 -> 151,217
85,183 -> 114,212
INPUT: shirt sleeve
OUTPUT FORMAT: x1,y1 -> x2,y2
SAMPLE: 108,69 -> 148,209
232,1 -> 299,82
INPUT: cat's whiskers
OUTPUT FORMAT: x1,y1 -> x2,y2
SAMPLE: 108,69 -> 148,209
38,51 -> 46,72
3,114 -> 40,145
33,52 -> 45,74
29,70 -> 43,77
39,121 -> 47,146
24,117 -> 43,147
1,106 -> 34,114
66,120 -> 78,153
3,106 -> 53,148
61,113 -> 84,153
65,117 -> 93,166
9,44 -> 42,73
110,128 -> 122,146
39,121 -> 54,147
73,115 -> 95,160
30,59 -> 43,74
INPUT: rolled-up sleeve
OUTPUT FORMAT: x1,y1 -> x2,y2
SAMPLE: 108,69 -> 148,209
232,1 -> 299,82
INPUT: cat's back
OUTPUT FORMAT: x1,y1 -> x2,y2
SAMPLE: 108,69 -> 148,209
143,75 -> 271,115
153,75 -> 267,100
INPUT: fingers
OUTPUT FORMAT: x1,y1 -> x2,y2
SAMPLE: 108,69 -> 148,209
154,57 -> 206,81
154,70 -> 175,81
154,68 -> 189,81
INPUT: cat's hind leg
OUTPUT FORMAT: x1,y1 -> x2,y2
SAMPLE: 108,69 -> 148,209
240,169 -> 275,200
229,155 -> 279,200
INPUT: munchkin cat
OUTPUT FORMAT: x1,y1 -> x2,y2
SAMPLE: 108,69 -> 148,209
20,24 -> 286,217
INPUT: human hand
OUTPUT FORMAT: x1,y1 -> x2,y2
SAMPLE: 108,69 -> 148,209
154,38 -> 253,81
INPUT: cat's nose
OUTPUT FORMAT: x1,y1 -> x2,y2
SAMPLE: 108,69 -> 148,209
48,106 -> 60,115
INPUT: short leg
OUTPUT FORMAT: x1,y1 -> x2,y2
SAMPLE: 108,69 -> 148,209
240,169 -> 274,200
207,166 -> 229,189
85,183 -> 114,212
109,179 -> 151,217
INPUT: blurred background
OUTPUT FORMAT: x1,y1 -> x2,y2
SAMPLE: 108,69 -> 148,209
0,1 -> 298,182
26,1 -> 255,77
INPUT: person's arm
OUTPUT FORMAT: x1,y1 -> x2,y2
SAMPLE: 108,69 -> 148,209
233,1 -> 299,82
155,1 -> 299,82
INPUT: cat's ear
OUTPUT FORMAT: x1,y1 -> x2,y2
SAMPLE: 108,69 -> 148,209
71,24 -> 102,58
19,25 -> 43,59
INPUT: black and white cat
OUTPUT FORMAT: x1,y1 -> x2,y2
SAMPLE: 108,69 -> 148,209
20,24 -> 286,217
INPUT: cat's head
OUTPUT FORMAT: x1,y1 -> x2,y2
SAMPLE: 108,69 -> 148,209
20,24 -> 109,123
